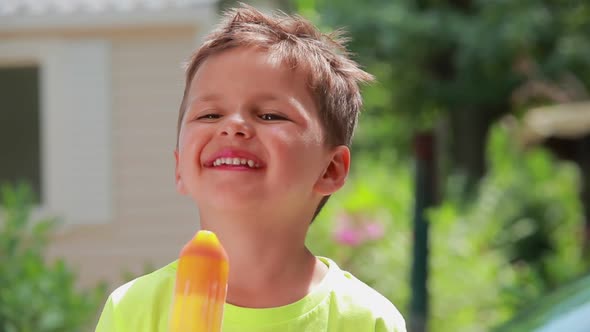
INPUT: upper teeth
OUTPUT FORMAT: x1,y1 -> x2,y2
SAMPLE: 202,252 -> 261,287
212,157 -> 259,168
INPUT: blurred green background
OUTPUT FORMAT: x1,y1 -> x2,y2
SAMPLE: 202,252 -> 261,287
2,0 -> 590,331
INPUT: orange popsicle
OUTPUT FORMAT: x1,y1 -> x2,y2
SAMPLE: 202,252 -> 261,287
169,230 -> 229,332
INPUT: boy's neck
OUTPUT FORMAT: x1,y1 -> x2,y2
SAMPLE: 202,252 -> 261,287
198,209 -> 328,308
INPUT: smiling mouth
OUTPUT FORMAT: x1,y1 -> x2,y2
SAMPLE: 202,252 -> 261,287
211,157 -> 261,169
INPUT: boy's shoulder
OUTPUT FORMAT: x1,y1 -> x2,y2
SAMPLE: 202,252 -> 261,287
110,261 -> 176,307
320,257 -> 406,331
96,261 -> 176,331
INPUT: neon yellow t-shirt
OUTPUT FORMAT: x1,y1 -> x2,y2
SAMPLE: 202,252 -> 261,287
95,257 -> 406,332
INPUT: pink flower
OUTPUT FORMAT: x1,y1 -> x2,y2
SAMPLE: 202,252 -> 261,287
336,212 -> 353,227
332,212 -> 386,246
333,227 -> 364,247
364,222 -> 385,240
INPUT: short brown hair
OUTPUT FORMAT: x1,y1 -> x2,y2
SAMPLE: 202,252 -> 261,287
176,4 -> 374,219
177,4 -> 373,148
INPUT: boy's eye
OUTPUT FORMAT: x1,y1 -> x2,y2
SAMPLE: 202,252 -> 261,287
260,113 -> 286,121
197,113 -> 221,120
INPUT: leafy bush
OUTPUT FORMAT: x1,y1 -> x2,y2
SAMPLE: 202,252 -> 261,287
428,124 -> 586,332
0,183 -> 106,332
484,124 -> 586,289
306,124 -> 586,332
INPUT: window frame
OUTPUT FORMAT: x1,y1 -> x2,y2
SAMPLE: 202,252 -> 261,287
0,39 -> 112,225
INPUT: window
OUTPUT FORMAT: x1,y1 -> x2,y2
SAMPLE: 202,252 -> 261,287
0,39 -> 112,224
0,66 -> 42,201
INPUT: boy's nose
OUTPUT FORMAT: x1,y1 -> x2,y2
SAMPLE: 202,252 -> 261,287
219,116 -> 252,139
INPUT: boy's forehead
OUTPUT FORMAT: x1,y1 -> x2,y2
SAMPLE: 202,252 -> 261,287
189,46 -> 313,98
199,46 -> 318,79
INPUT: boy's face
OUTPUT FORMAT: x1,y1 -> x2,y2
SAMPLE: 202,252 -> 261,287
174,47 -> 349,218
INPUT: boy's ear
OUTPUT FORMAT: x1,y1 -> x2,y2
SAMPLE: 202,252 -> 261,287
174,149 -> 187,195
314,145 -> 351,196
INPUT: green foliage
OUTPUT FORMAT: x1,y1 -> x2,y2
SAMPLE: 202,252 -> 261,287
307,124 -> 586,332
0,183 -> 106,332
484,125 -> 585,287
427,128 -> 583,330
428,124 -> 585,331
295,0 -> 590,154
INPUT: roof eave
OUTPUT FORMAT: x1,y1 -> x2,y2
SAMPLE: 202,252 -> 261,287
0,5 -> 218,32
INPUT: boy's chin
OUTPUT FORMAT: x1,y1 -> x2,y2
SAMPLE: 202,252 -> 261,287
198,194 -> 266,211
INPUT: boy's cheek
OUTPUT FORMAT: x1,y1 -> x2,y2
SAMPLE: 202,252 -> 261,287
174,151 -> 186,195
177,123 -> 197,148
175,178 -> 187,195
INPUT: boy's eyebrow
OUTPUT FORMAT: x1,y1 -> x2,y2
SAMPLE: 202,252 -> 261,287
193,93 -> 223,103
255,92 -> 282,99
193,92 -> 289,104
252,93 -> 287,103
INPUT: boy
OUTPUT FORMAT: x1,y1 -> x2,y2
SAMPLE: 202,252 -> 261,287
96,4 -> 406,332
